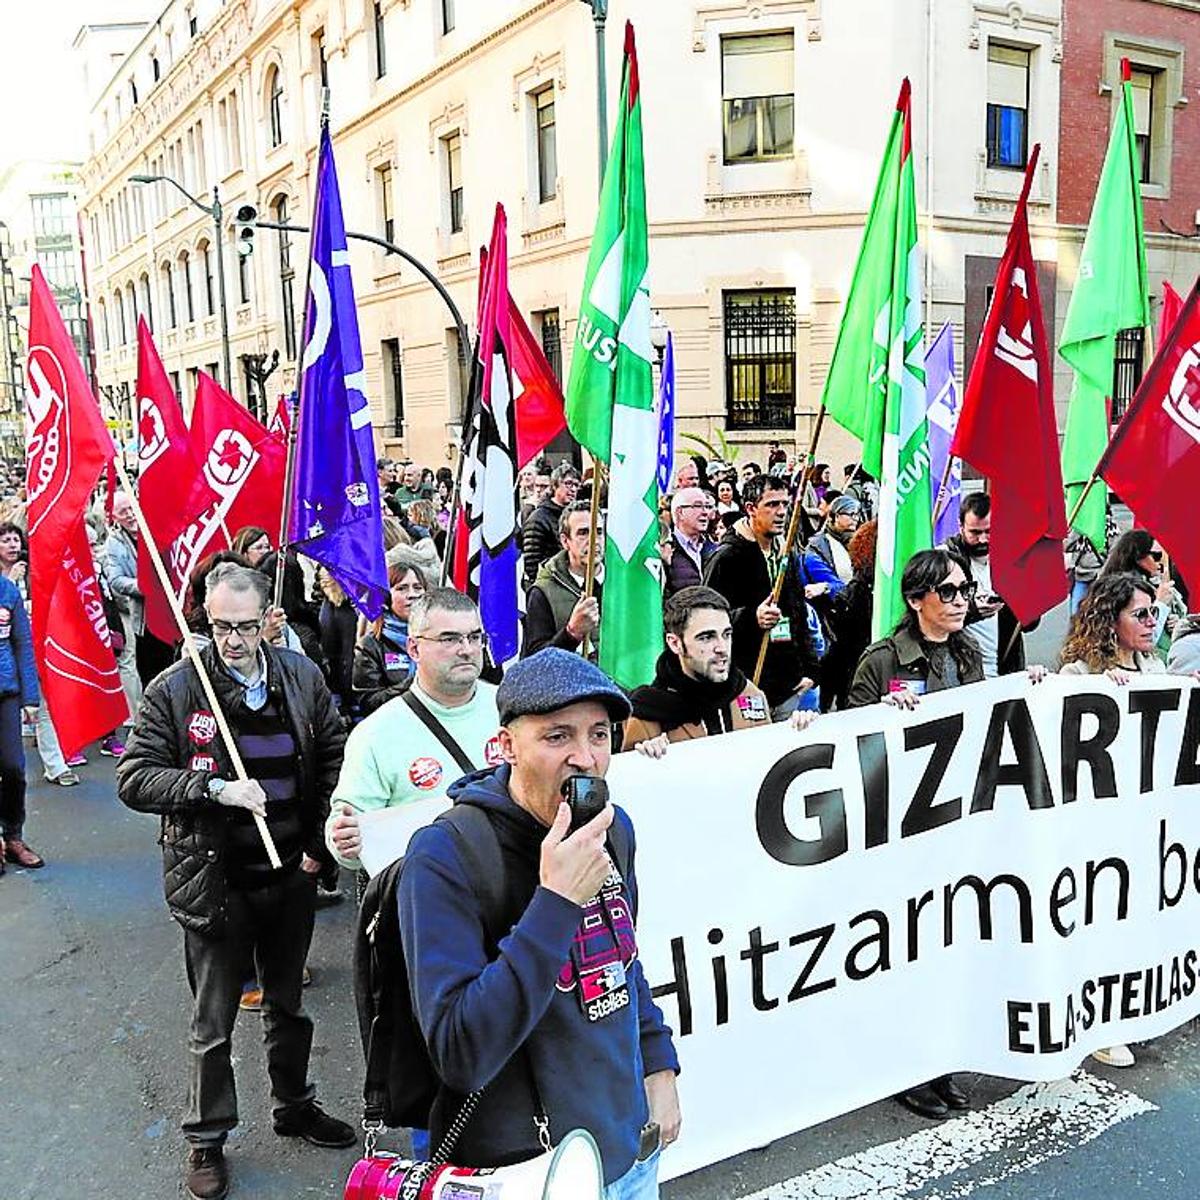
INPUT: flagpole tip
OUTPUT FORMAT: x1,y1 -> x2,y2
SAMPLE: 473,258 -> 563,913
1120,57 -> 1132,83
624,20 -> 635,54
897,77 -> 911,112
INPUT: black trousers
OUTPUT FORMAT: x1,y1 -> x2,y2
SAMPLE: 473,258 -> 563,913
0,695 -> 26,840
181,869 -> 317,1145
135,632 -> 176,688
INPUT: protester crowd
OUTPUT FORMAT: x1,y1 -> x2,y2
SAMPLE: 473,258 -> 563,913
2,444 -> 1195,1200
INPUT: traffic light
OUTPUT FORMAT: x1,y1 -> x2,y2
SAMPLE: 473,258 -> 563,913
234,204 -> 258,257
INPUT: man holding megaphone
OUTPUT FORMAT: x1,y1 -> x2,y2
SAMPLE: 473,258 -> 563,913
398,648 -> 682,1198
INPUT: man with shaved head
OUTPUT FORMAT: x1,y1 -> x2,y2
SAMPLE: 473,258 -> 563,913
664,487 -> 716,598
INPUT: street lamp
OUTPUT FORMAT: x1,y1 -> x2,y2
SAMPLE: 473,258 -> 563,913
128,173 -> 232,389
579,0 -> 609,189
649,309 -> 669,369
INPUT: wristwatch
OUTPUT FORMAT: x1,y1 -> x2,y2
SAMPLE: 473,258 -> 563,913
207,778 -> 228,803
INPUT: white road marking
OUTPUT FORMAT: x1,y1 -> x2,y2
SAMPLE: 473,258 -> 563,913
739,1071 -> 1156,1200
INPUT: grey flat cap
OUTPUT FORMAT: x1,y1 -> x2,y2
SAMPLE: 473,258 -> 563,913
498,648 -> 631,725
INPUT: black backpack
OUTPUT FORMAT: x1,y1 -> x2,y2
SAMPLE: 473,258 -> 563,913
353,801 -> 632,1133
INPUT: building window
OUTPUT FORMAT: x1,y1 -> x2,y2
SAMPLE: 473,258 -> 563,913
313,28 -> 328,92
97,298 -> 109,352
152,55 -> 161,82
721,33 -> 794,164
237,239 -> 252,305
441,0 -> 455,35
162,261 -> 177,328
1130,68 -> 1159,185
723,290 -> 796,430
188,8 -> 198,37
377,162 -> 394,243
536,308 -> 562,383
130,79 -> 139,107
382,338 -> 404,437
534,87 -> 557,203
275,196 -> 296,360
139,272 -> 153,330
267,66 -> 284,148
986,43 -> 1030,169
1111,327 -> 1145,423
200,243 -> 214,316
114,290 -> 127,345
373,1 -> 387,78
448,326 -> 469,419
126,281 -> 137,334
445,132 -> 464,234
169,371 -> 181,402
180,252 -> 194,322
187,366 -> 199,406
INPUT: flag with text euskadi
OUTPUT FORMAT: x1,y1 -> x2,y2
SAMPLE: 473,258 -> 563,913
564,21 -> 661,687
1059,58 -> 1149,553
821,79 -> 931,640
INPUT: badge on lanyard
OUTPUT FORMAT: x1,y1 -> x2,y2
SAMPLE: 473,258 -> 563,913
769,616 -> 792,643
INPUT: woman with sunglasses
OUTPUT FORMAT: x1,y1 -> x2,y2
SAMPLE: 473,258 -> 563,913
1058,571 -> 1175,1068
1100,529 -> 1185,659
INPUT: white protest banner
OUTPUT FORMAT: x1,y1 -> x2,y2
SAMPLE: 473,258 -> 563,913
609,674 -> 1200,1182
358,796 -> 450,877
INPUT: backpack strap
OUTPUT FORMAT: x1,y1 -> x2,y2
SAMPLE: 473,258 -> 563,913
402,689 -> 477,776
438,805 -> 510,942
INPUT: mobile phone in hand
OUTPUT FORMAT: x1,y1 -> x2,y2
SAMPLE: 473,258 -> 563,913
562,775 -> 609,834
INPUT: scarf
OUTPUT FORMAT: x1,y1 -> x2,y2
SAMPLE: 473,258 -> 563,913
629,651 -> 749,734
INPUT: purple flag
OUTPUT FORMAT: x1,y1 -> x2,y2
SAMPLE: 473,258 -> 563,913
656,331 -> 675,494
926,322 -> 961,545
289,126 -> 388,619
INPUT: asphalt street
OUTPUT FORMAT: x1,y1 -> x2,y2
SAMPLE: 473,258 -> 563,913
5,592 -> 1197,1200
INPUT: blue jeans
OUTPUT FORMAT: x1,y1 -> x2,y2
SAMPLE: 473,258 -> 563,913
1069,579 -> 1090,617
603,1146 -> 661,1200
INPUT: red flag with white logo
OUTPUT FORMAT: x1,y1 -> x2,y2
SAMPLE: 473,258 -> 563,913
189,373 -> 287,546
953,145 -> 1069,625
1100,280 -> 1200,597
136,320 -> 222,643
509,299 -> 566,469
25,266 -> 129,753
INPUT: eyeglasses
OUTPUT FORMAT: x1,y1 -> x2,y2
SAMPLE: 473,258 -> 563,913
1128,606 -> 1156,624
1148,550 -> 1163,563
210,617 -> 265,638
931,581 -> 978,604
414,630 -> 486,649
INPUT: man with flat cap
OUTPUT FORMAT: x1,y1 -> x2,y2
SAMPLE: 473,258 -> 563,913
399,647 -> 681,1198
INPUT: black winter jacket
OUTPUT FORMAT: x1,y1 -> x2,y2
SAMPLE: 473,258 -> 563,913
521,497 -> 565,588
117,641 -> 345,937
703,523 -> 819,709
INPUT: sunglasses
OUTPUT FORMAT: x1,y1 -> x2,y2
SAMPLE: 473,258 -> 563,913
1128,606 -> 1156,624
1148,550 -> 1163,563
930,581 -> 978,604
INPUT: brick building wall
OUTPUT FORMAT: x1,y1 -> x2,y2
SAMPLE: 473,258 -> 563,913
1059,0 -> 1200,232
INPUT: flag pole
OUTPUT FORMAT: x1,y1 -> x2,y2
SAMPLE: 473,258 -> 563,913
751,405 -> 827,688
275,89 -> 330,610
103,432 -> 282,869
580,454 -> 606,660
931,453 -> 958,531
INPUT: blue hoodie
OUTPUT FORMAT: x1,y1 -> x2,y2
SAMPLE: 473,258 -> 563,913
398,765 -> 679,1185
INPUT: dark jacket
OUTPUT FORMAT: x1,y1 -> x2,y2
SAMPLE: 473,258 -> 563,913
847,625 -> 984,708
664,531 -> 717,598
319,598 -> 358,705
0,575 -> 38,705
399,767 -> 678,1185
521,497 -> 565,588
943,535 -> 1035,675
353,625 -> 414,709
624,652 -> 769,746
703,522 -> 818,709
523,550 -> 601,659
116,641 -> 345,937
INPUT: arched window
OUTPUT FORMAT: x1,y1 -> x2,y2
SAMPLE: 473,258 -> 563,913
126,281 -> 138,335
179,250 -> 194,322
199,241 -> 215,316
267,65 -> 284,148
114,290 -> 126,345
274,194 -> 296,359
161,261 -> 177,329
97,297 -> 109,352
139,272 -> 154,330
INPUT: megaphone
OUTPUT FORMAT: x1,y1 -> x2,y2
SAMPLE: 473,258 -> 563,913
344,1129 -> 604,1200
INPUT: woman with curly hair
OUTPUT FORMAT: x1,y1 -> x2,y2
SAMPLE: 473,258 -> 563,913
1099,528 -> 1185,657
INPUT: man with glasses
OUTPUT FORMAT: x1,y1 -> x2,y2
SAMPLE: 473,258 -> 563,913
117,563 -> 353,1200
326,589 -> 500,873
522,462 -> 581,588
664,487 -> 717,598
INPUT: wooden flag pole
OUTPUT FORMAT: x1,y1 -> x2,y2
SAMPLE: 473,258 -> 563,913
931,452 -> 959,531
751,406 -> 827,688
581,455 -> 606,660
107,447 -> 282,869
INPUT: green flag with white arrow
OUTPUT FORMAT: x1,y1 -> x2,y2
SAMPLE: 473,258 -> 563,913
564,21 -> 661,689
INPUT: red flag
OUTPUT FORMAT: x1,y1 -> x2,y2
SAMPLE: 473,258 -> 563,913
268,394 -> 292,441
136,320 -> 222,643
1100,280 -> 1200,597
509,299 -> 566,468
25,266 -> 129,754
190,373 -> 287,545
1159,280 -> 1185,350
952,145 -> 1069,625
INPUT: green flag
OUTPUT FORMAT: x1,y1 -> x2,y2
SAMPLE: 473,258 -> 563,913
563,23 -> 661,689
822,79 -> 931,640
1059,59 -> 1149,552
